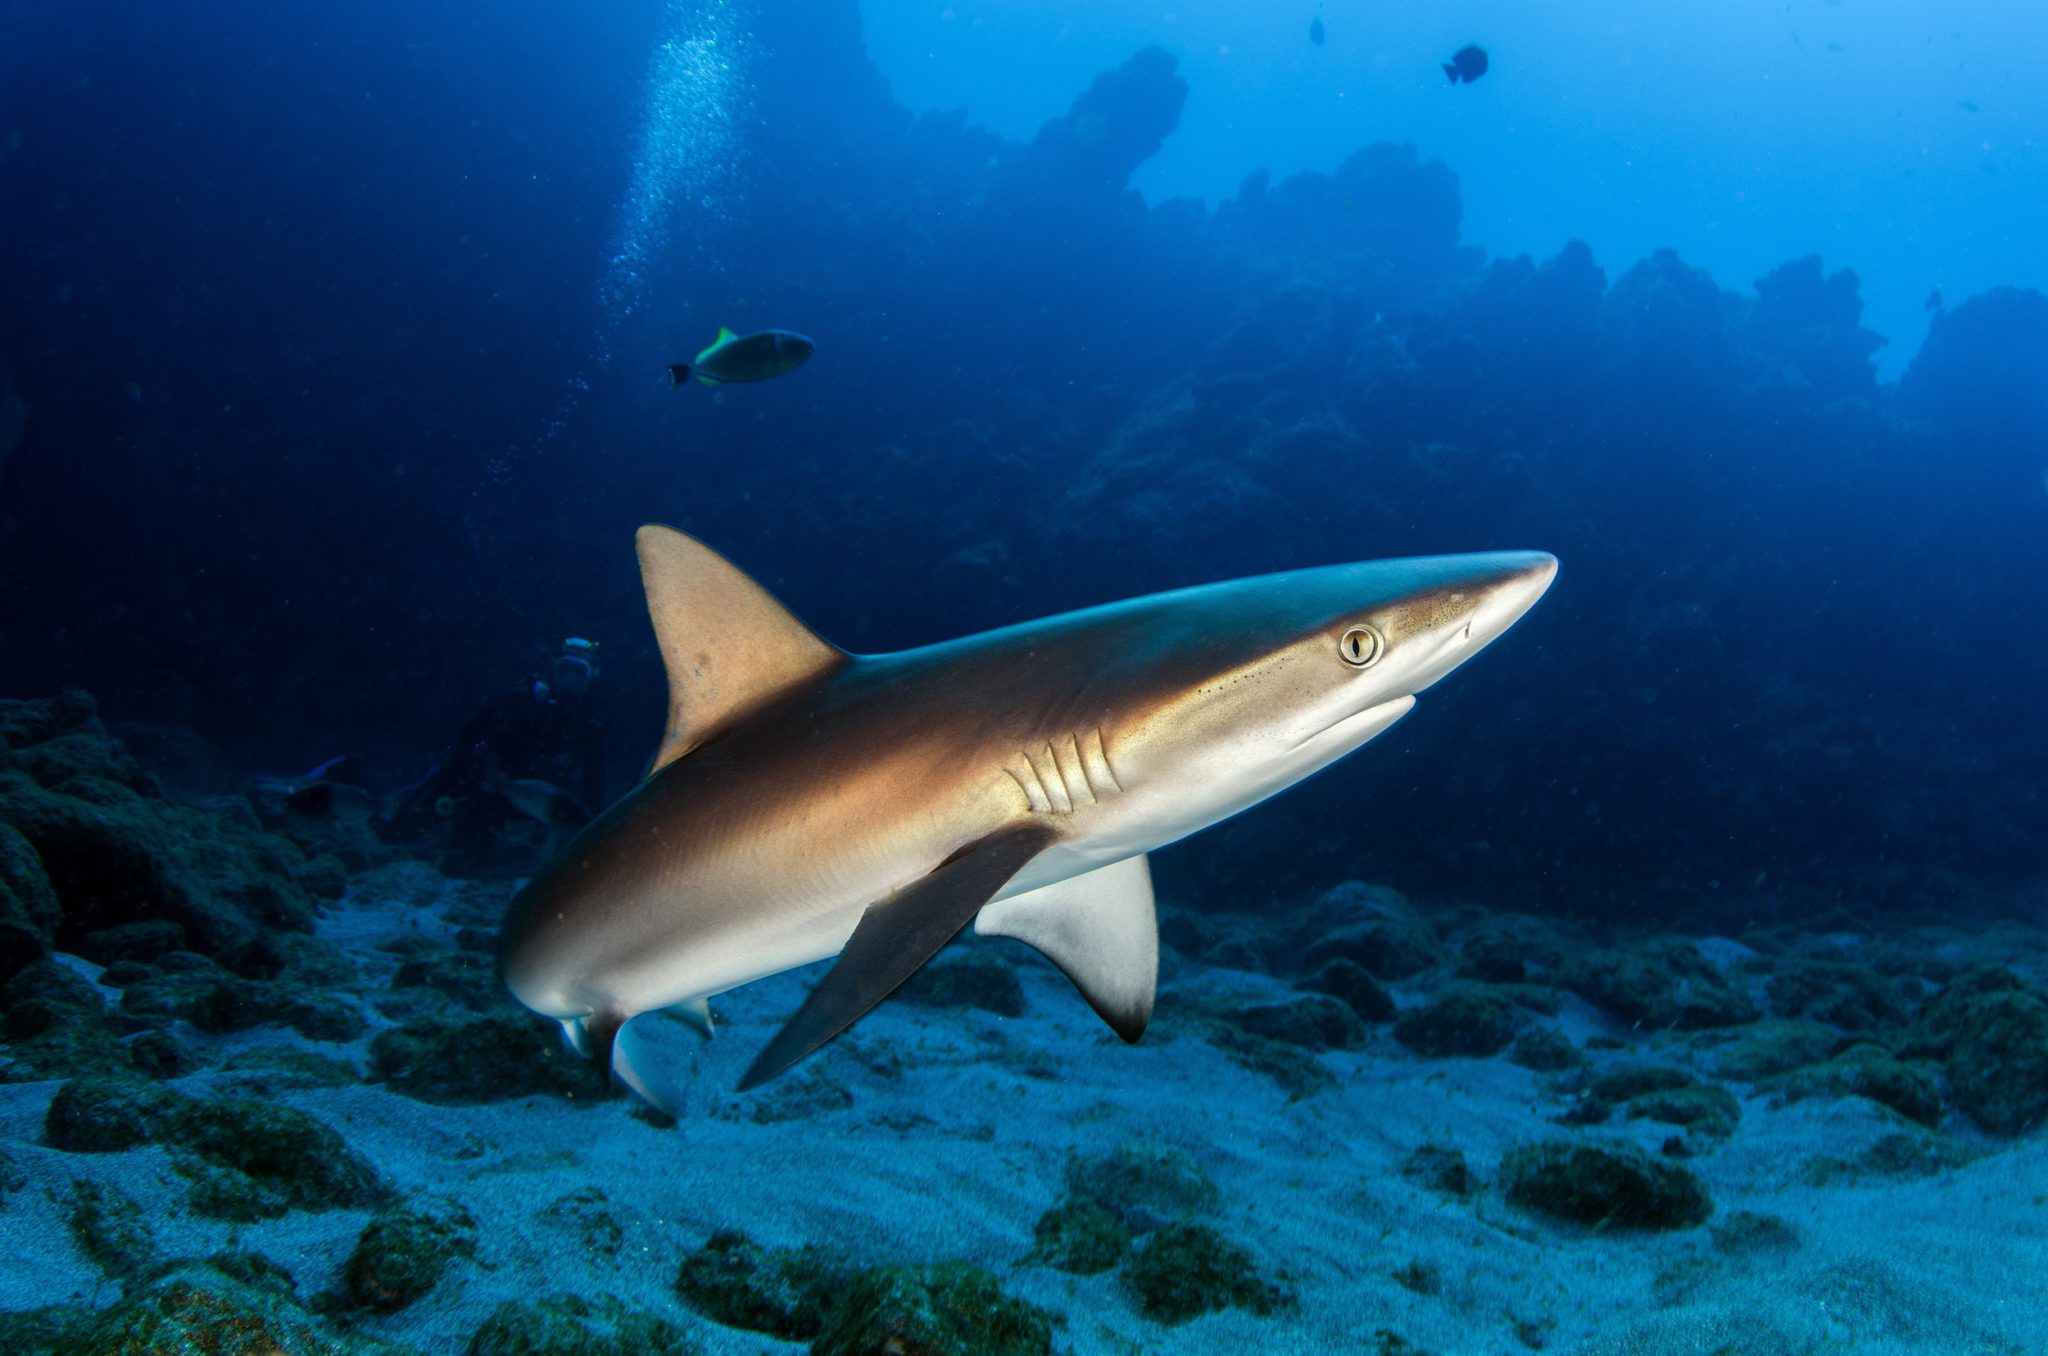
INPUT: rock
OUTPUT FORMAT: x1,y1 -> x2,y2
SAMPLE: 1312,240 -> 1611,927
1392,983 -> 1522,1057
66,1178 -> 155,1283
0,821 -> 59,982
44,1075 -> 182,1151
1766,961 -> 1912,1037
118,961 -> 364,1043
218,1044 -> 362,1092
1298,958 -> 1396,1022
169,1096 -> 386,1214
468,1293 -> 696,1356
344,1195 -> 477,1312
1399,1143 -> 1471,1198
127,1028 -> 189,1079
1561,938 -> 1758,1030
1499,1139 -> 1712,1230
1706,1018 -> 1840,1082
390,947 -> 504,1013
1774,1044 -> 1943,1127
813,1262 -> 1052,1356
1583,1065 -> 1742,1143
1299,888 -> 1444,979
898,950 -> 1026,1018
1,956 -> 128,1080
1507,1027 -> 1585,1073
1017,47 -> 1185,198
1238,992 -> 1368,1050
39,1257 -> 359,1356
1065,1141 -> 1220,1231
1905,966 -> 2048,1135
72,919 -> 187,966
674,1227 -> 849,1341
370,1011 -> 610,1105
1030,1194 -> 1130,1274
1120,1222 -> 1286,1325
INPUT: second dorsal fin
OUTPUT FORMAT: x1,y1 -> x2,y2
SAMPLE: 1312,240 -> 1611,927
635,524 -> 846,774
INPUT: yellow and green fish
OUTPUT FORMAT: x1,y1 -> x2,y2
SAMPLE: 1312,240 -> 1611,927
667,327 -> 815,387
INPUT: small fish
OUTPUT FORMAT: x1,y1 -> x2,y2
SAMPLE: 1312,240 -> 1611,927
489,770 -> 592,832
1958,100 -> 1980,113
1442,44 -> 1489,84
1925,287 -> 1944,312
667,327 -> 814,387
1309,16 -> 1324,46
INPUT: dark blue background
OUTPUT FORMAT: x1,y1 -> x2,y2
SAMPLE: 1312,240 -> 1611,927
3,1 -> 2043,927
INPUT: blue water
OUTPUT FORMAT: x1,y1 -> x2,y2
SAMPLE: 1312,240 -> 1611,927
2,2 -> 2046,1352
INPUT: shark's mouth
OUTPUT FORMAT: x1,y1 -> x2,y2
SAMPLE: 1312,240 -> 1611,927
1289,694 -> 1417,760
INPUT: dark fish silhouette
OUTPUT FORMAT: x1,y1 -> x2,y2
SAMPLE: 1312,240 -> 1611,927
1310,17 -> 1324,46
1443,44 -> 1489,84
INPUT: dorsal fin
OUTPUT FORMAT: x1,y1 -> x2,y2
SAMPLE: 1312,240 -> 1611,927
713,325 -> 738,344
635,524 -> 845,774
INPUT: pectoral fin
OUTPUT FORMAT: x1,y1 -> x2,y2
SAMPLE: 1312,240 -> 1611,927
975,854 -> 1157,1041
738,824 -> 1058,1091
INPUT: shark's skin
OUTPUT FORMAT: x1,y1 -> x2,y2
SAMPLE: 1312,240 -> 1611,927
500,527 -> 1557,1098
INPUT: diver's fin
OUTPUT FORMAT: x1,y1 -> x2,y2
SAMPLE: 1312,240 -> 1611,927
666,363 -> 691,387
975,854 -> 1157,1042
738,823 -> 1058,1091
636,524 -> 848,774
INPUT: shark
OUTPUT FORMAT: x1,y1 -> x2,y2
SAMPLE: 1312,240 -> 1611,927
500,526 -> 1558,1103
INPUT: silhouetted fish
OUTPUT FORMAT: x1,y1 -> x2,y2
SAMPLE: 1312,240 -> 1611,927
1443,44 -> 1489,84
1309,17 -> 1324,47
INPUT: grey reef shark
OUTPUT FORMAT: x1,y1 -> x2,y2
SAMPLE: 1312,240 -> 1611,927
501,526 -> 1558,1109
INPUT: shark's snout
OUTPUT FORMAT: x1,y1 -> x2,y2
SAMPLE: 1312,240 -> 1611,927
1400,551 -> 1558,694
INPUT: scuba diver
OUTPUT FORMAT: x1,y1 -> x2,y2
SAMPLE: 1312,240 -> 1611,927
380,638 -> 608,873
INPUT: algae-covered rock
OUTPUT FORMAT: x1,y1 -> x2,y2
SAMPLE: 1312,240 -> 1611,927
1065,1140 -> 1220,1231
1239,992 -> 1368,1050
370,1011 -> 610,1105
1507,1026 -> 1586,1073
1774,1044 -> 1943,1127
0,820 -> 59,982
898,950 -> 1026,1017
813,1262 -> 1051,1356
1768,958 -> 1914,1036
44,1258 -> 359,1356
1300,896 -> 1444,980
1906,966 -> 2048,1135
1499,1139 -> 1712,1230
170,1096 -> 385,1213
469,1293 -> 697,1356
1120,1222 -> 1286,1325
1579,1065 -> 1741,1143
1562,938 -> 1757,1030
674,1227 -> 849,1340
1711,1209 -> 1801,1257
1706,1018 -> 1840,1082
345,1195 -> 478,1312
1298,957 -> 1396,1022
118,961 -> 363,1043
1392,983 -> 1522,1057
1030,1194 -> 1131,1274
2,956 -> 133,1080
44,1075 -> 183,1151
67,1178 -> 156,1283
390,947 -> 504,1013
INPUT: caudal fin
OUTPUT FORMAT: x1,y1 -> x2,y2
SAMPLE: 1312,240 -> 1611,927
1442,63 -> 1461,83
666,363 -> 691,387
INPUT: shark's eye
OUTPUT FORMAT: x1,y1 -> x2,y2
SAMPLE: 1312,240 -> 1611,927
1339,625 -> 1384,668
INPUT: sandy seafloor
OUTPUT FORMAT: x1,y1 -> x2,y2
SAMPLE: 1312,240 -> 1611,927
3,863 -> 2046,1356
